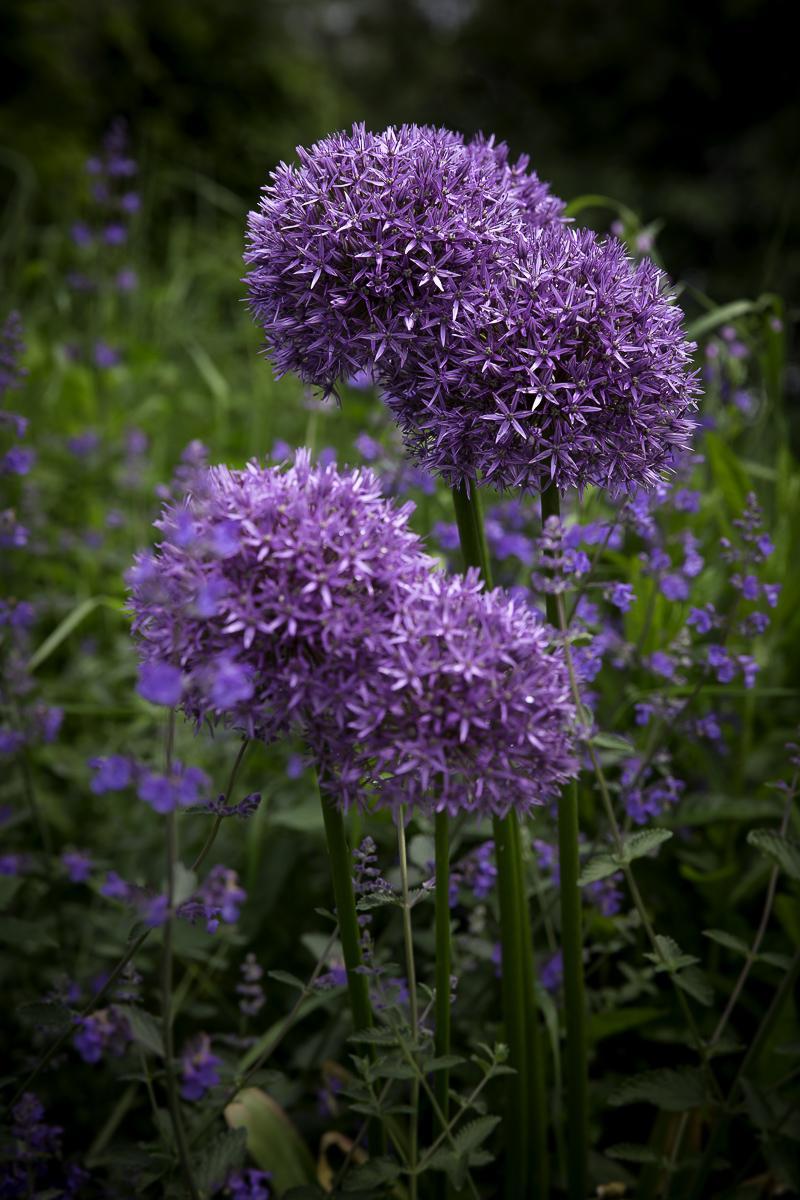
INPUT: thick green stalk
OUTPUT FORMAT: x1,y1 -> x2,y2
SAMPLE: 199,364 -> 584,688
318,791 -> 373,1036
397,808 -> 420,1200
434,811 -> 452,1154
451,481 -> 548,1199
541,486 -> 589,1200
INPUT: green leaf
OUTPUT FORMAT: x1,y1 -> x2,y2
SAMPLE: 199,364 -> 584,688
341,1157 -> 401,1190
192,1128 -> 248,1195
27,595 -> 124,671
619,829 -> 673,864
578,854 -> 619,885
172,863 -> 197,907
644,934 -> 699,973
609,1068 -> 709,1112
703,929 -> 750,956
116,1005 -> 164,1057
356,890 -> 399,911
453,1114 -> 501,1157
589,731 -> 636,756
674,968 -> 714,1007
686,299 -> 763,340
747,829 -> 800,882
588,1007 -> 664,1042
424,1054 -> 466,1073
224,1088 -> 316,1194
267,970 -> 307,991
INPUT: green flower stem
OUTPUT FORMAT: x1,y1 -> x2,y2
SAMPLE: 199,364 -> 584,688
318,790 -> 373,1036
397,807 -> 420,1200
317,781 -> 382,1157
434,809 -> 452,1199
451,482 -> 548,1199
541,486 -> 588,1200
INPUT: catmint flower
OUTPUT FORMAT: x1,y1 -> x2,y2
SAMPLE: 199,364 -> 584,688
73,1007 -> 131,1064
62,849 -> 92,883
136,763 -> 209,813
1,445 -> 35,475
608,582 -> 635,611
226,1169 -> 272,1199
179,1033 -> 221,1100
93,341 -> 120,369
539,949 -> 564,993
0,852 -> 31,876
89,755 -> 134,793
649,651 -> 676,679
11,1093 -> 62,1156
0,311 -> 27,398
236,954 -> 266,1017
99,870 -> 133,901
660,573 -> 689,602
687,604 -> 716,635
707,645 -> 735,684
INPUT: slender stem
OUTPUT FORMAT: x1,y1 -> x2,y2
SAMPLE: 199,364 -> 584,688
451,480 -> 547,1199
542,488 -> 589,1200
434,810 -> 452,1171
397,806 -> 420,1200
160,713 -> 200,1200
191,738 -> 250,873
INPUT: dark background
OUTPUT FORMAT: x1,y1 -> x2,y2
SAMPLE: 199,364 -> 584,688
1,0 -> 797,301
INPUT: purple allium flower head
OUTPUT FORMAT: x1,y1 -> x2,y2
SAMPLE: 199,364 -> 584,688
383,225 -> 700,495
129,450 -> 431,742
180,1033 -> 221,1100
465,133 -> 565,230
325,570 -> 577,816
244,123 -> 541,396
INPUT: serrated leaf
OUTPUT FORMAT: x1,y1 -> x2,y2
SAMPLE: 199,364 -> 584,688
116,1005 -> 164,1057
609,1068 -> 708,1112
424,1055 -> 466,1073
224,1088 -> 316,1194
674,967 -> 714,1007
645,934 -> 699,973
267,969 -> 307,991
348,1028 -> 399,1047
747,830 -> 800,882
619,828 -> 673,864
590,732 -> 636,755
356,891 -> 399,911
341,1157 -> 401,1190
192,1128 -> 248,1194
578,854 -> 620,885
702,929 -> 750,956
453,1114 -> 501,1157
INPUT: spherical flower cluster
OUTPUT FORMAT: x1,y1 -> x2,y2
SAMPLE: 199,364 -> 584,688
322,571 -> 577,816
465,133 -> 565,231
244,123 -> 559,396
129,450 -> 431,742
383,224 -> 699,494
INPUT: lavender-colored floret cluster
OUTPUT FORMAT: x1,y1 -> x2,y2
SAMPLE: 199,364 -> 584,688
246,123 -> 699,497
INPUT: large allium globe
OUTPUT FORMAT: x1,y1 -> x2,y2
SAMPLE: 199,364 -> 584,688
322,571 -> 578,816
381,224 -> 700,494
465,133 -> 565,231
128,451 -> 431,742
244,123 -> 562,398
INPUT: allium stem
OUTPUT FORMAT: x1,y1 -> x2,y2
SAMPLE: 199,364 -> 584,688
397,807 -> 420,1199
541,486 -> 588,1200
434,808 -> 451,1192
451,482 -> 548,1199
316,778 -> 382,1158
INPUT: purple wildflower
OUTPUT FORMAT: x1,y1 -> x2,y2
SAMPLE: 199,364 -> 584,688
137,660 -> 183,706
0,311 -> 27,398
236,953 -> 266,1017
608,582 -> 635,611
73,1007 -> 131,1064
226,1169 -> 272,1199
539,950 -> 563,994
62,849 -> 92,883
179,1033 -> 221,1100
93,341 -> 120,369
88,754 -> 134,793
136,763 -> 209,813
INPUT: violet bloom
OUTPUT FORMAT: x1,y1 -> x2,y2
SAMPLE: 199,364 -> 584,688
129,451 -> 431,743
383,225 -> 699,495
136,762 -> 209,813
325,570 -> 577,816
0,310 -> 27,399
89,754 -> 134,793
245,123 -> 545,396
180,1033 -> 221,1100
226,1169 -> 272,1200
62,849 -> 92,883
137,660 -> 183,706
73,1007 -> 131,1064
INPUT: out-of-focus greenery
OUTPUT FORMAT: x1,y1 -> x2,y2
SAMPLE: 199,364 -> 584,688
1,0 -> 798,306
